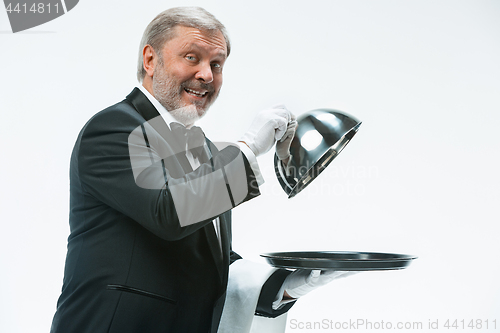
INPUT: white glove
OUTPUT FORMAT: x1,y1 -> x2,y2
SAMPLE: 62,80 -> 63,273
239,105 -> 292,157
283,269 -> 357,299
276,118 -> 297,161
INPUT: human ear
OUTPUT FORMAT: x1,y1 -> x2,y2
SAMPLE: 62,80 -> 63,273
142,45 -> 156,78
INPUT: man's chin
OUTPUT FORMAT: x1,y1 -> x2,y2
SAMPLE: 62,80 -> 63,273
169,104 -> 208,127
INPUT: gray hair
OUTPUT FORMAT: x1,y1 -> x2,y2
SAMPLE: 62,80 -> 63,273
136,7 -> 231,82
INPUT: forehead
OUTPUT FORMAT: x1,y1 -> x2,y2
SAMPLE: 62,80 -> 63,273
164,25 -> 227,58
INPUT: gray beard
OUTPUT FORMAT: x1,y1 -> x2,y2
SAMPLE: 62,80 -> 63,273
152,68 -> 217,127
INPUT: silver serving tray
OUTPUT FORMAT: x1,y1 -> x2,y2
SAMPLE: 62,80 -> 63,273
261,251 -> 417,271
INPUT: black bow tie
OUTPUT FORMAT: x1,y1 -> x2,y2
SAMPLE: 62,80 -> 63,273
170,122 -> 207,161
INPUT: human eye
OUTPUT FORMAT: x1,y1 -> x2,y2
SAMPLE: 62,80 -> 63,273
185,55 -> 197,62
211,62 -> 223,73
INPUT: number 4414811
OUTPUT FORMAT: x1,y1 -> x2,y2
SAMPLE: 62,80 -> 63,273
5,3 -> 60,14
444,319 -> 496,330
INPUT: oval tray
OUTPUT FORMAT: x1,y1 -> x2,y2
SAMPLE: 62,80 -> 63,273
261,251 -> 417,271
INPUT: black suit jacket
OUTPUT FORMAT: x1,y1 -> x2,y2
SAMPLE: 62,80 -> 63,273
51,88 -> 294,333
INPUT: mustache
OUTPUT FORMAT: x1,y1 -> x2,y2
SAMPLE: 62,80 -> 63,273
181,81 -> 215,94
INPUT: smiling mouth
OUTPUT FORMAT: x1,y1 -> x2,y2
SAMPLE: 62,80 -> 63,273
184,87 -> 208,98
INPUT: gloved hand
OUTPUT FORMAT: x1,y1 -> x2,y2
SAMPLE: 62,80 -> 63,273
275,117 -> 297,161
283,269 -> 357,299
239,105 -> 293,157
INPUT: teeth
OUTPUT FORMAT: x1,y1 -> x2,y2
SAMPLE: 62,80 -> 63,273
185,88 -> 206,97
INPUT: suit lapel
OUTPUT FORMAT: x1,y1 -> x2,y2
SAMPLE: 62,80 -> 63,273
219,213 -> 231,271
204,212 -> 231,284
126,87 -> 161,123
204,141 -> 230,283
126,88 -> 193,173
203,222 -> 223,283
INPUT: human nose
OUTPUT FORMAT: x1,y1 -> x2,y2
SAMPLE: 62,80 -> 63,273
194,62 -> 213,84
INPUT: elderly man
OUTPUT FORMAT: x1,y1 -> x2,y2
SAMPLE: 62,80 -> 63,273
51,7 -> 347,333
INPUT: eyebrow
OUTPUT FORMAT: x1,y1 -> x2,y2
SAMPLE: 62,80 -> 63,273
184,43 -> 227,60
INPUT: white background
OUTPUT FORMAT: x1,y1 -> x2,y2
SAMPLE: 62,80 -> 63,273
1,0 -> 499,332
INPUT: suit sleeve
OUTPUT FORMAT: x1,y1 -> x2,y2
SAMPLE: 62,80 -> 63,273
76,107 -> 260,241
255,269 -> 296,318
